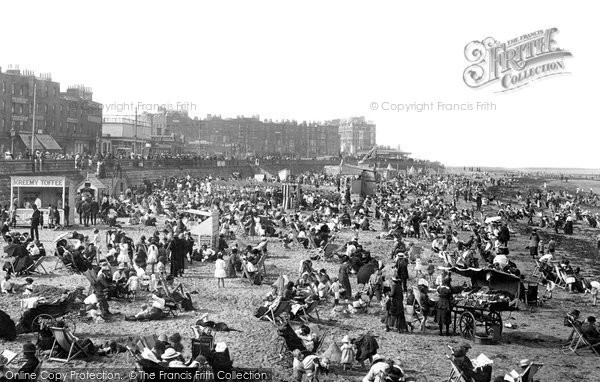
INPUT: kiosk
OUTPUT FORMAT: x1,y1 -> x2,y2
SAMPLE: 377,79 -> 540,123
10,176 -> 76,227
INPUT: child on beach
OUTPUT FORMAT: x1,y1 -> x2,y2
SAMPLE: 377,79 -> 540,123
426,259 -> 436,281
339,335 -> 355,370
414,257 -> 425,278
329,277 -> 341,305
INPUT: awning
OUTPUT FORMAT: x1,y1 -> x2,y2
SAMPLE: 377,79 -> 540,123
36,134 -> 62,151
19,134 -> 44,151
19,134 -> 62,151
440,266 -> 521,297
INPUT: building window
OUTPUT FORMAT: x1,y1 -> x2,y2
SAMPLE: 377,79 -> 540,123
11,84 -> 15,95
44,104 -> 48,114
18,105 -> 23,114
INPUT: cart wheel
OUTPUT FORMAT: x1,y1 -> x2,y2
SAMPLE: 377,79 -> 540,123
33,314 -> 56,333
459,312 -> 475,339
486,312 -> 503,336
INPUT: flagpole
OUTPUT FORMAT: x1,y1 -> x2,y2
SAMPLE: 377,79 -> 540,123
31,81 -> 37,156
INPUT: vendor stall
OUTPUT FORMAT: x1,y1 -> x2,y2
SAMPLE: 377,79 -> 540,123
10,176 -> 76,227
440,266 -> 521,341
76,175 -> 108,201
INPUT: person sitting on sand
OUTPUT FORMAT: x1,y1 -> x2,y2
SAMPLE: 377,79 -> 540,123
295,325 -> 317,352
126,295 -> 164,321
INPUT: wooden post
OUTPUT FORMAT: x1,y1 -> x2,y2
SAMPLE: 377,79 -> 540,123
9,178 -> 14,209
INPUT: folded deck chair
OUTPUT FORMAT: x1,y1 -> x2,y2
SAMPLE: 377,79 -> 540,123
411,286 -> 428,332
260,299 -> 292,325
26,256 -> 49,275
561,322 -> 600,357
48,326 -> 93,363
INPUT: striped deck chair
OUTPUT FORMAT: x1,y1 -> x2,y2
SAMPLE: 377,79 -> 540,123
48,327 -> 93,363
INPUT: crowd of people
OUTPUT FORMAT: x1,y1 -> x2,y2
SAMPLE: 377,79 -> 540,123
1,165 -> 600,381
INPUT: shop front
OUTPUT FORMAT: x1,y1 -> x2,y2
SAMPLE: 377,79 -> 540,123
10,176 -> 76,227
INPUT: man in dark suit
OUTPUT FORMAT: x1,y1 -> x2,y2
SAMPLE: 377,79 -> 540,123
82,199 -> 91,227
90,198 -> 100,226
581,316 -> 600,346
30,205 -> 41,241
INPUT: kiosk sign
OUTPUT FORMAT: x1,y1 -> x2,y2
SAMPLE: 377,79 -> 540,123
11,176 -> 65,187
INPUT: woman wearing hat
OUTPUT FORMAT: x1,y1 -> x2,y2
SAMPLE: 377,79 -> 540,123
160,348 -> 185,367
385,277 -> 408,333
338,255 -> 352,300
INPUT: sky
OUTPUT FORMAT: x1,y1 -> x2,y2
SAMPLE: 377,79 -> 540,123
1,1 -> 597,168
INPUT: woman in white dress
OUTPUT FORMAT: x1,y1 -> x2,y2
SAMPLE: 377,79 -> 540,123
214,252 -> 227,288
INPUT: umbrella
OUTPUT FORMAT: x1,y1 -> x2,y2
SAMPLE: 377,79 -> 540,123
485,216 -> 502,224
3,243 -> 20,257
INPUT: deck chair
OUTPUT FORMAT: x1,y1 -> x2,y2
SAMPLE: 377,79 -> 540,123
446,355 -> 475,382
307,235 -> 318,250
297,300 -> 320,323
561,321 -> 600,356
191,334 -> 214,358
255,252 -> 268,276
260,299 -> 292,325
552,263 -> 567,289
511,362 -> 543,382
531,260 -> 543,283
411,286 -> 428,332
524,283 -> 542,309
141,334 -> 158,350
26,256 -> 49,275
48,326 -> 93,363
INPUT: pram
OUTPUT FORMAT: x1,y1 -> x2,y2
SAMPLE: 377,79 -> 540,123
16,290 -> 83,335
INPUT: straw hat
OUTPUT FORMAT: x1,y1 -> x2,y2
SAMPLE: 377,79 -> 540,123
341,335 -> 350,343
158,334 -> 168,342
519,359 -> 531,368
372,354 -> 385,363
161,348 -> 181,360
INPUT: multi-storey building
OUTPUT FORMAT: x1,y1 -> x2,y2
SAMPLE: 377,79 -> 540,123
100,116 -> 152,155
196,115 -> 340,158
338,116 -> 376,154
0,66 -> 102,155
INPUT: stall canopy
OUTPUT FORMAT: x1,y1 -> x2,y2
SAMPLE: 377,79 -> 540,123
440,266 -> 521,298
19,134 -> 62,151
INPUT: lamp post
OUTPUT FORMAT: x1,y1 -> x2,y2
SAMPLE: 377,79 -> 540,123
10,127 -> 16,155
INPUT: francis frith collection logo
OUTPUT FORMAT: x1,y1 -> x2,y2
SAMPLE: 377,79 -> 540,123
463,28 -> 572,92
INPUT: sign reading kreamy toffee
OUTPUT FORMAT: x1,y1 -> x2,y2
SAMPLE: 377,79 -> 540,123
11,176 -> 65,187
463,28 -> 572,92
